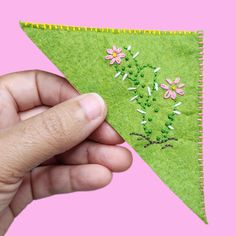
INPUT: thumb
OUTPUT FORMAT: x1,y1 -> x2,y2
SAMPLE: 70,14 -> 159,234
0,93 -> 107,175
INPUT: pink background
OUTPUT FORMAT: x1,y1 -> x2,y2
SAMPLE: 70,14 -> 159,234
1,0 -> 236,235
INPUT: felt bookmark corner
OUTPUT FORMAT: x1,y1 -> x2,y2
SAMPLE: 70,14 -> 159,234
20,21 -> 207,223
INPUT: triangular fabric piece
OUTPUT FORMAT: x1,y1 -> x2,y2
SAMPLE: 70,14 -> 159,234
20,21 -> 207,223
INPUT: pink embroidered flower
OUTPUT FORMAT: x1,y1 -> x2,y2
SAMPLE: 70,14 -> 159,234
104,46 -> 125,65
160,77 -> 185,100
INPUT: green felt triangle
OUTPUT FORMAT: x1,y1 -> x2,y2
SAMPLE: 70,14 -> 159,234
20,22 -> 207,223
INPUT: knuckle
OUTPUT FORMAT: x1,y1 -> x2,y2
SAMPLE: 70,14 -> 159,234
0,136 -> 24,182
0,168 -> 21,185
0,157 -> 22,185
39,109 -> 71,150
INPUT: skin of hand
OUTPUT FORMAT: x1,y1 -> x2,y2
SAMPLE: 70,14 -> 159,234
0,70 -> 132,235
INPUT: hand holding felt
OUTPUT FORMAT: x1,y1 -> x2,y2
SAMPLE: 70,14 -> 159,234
20,22 -> 206,222
0,70 -> 132,234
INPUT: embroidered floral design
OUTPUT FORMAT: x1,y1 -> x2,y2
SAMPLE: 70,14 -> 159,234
160,78 -> 185,100
104,46 -> 125,64
104,45 -> 185,149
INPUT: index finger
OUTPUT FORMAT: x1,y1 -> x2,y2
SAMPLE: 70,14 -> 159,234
0,70 -> 124,144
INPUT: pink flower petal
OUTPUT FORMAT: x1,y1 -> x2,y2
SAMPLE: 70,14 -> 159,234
106,48 -> 113,55
115,57 -> 121,64
112,45 -> 117,51
160,84 -> 169,90
115,48 -> 122,53
164,90 -> 171,98
118,53 -> 125,58
170,91 -> 177,100
166,79 -> 173,85
105,55 -> 113,60
176,88 -> 184,95
177,83 -> 185,88
174,77 -> 180,84
110,58 -> 116,65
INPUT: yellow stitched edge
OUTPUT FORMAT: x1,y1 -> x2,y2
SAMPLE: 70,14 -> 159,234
196,31 -> 207,224
20,21 -> 201,35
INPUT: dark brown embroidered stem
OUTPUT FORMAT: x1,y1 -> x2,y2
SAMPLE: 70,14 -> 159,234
166,137 -> 178,141
161,144 -> 174,149
130,132 -> 177,148
130,132 -> 151,141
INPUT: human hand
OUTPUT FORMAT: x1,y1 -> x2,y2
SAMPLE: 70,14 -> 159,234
0,71 -> 132,235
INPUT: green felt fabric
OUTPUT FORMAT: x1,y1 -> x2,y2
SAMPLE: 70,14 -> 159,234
20,22 -> 206,223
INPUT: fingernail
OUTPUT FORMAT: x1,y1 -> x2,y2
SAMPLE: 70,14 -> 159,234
79,93 -> 105,120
